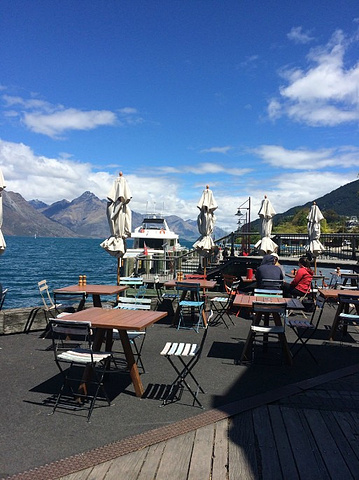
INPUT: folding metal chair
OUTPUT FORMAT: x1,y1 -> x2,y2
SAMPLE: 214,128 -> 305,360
210,280 -> 240,328
0,288 -> 8,311
113,320 -> 147,373
176,282 -> 205,333
49,319 -> 112,422
154,278 -> 178,315
54,290 -> 87,313
285,294 -> 326,363
160,310 -> 213,408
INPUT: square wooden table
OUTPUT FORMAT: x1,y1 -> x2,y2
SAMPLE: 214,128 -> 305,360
234,295 -> 304,366
53,284 -> 128,307
164,279 -> 217,325
62,307 -> 168,397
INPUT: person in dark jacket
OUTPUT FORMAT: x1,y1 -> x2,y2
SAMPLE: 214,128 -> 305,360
255,254 -> 284,289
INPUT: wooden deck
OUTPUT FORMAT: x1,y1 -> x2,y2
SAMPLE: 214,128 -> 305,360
53,370 -> 359,480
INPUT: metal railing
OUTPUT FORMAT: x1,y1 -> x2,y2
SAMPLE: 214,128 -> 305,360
215,232 -> 359,261
122,231 -> 359,283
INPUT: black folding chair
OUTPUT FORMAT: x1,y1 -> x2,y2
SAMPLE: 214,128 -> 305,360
160,311 -> 213,408
54,290 -> 87,313
210,280 -> 240,328
285,294 -> 326,363
49,319 -> 112,422
0,287 -> 8,311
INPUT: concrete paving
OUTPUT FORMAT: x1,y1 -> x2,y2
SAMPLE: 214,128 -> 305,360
1,303 -> 358,478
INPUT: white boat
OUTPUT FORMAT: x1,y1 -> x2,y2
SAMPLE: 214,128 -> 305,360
124,214 -> 185,259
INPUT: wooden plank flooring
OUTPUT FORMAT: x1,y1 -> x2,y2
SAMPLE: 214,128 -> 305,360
57,374 -> 359,480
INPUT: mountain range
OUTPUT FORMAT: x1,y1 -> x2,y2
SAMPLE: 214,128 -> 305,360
2,179 -> 358,241
2,190 -> 227,241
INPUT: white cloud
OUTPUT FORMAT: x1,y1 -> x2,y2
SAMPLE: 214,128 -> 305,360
0,139 -> 356,232
253,144 -> 359,170
200,146 -> 233,154
270,29 -> 359,126
23,108 -> 117,138
287,26 -> 315,44
154,162 -> 251,176
1,93 -> 142,138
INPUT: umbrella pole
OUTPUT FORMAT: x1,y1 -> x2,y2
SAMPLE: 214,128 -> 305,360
117,258 -> 121,303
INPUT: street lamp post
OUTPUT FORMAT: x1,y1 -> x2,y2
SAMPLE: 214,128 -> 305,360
235,197 -> 251,253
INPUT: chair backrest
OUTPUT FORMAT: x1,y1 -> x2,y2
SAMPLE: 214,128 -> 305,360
38,280 -> 55,310
185,274 -> 207,280
0,288 -> 8,310
308,294 -> 326,327
260,278 -> 284,290
329,273 -> 341,288
252,301 -> 287,316
254,288 -> 283,297
222,274 -> 237,294
195,310 -> 213,360
175,281 -> 200,292
53,291 -> 87,312
49,319 -> 92,354
154,281 -> 164,301
135,284 -> 148,300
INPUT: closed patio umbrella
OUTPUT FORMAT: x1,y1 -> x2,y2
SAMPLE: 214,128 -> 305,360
100,172 -> 132,284
255,195 -> 278,255
0,167 -> 6,255
307,202 -> 325,273
193,185 -> 218,275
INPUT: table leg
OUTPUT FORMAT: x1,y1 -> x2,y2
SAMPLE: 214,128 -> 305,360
172,290 -> 187,326
92,294 -> 102,307
329,302 -> 345,341
119,330 -> 144,397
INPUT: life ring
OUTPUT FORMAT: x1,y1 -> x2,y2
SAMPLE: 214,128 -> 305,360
140,229 -> 145,233
160,229 -> 165,234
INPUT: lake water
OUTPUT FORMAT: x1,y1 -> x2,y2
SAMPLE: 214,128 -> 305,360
0,236 -> 194,309
0,237 -> 340,310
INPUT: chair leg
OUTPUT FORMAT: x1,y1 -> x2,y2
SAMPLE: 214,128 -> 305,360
24,307 -> 41,333
161,356 -> 204,408
51,359 -> 112,422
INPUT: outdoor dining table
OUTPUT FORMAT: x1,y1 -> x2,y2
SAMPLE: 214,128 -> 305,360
60,307 -> 168,397
340,272 -> 359,288
318,288 -> 359,341
163,278 -> 217,325
234,294 -> 304,366
53,284 -> 128,307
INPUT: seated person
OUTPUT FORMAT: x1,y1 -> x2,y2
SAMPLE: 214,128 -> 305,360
255,254 -> 284,289
283,257 -> 313,297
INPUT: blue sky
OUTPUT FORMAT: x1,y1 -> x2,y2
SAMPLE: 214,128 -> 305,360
1,1 -> 358,231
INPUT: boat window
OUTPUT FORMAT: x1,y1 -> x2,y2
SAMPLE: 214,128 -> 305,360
138,238 -> 165,249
